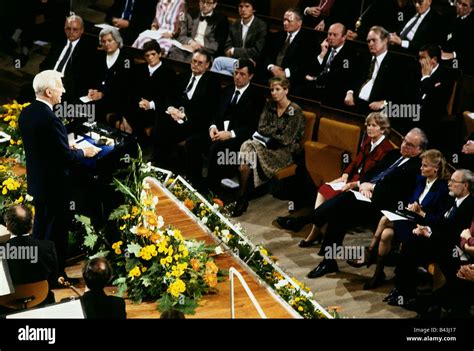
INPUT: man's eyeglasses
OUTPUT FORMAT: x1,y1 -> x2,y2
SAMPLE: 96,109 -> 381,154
402,138 -> 419,149
448,179 -> 465,184
191,59 -> 207,66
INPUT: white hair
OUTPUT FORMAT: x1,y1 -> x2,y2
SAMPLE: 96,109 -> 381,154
32,70 -> 64,95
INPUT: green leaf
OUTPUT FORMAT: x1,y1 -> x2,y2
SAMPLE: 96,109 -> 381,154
83,233 -> 98,249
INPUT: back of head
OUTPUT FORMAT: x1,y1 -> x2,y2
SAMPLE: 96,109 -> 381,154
160,309 -> 185,319
83,257 -> 112,291
33,70 -> 63,96
3,204 -> 33,236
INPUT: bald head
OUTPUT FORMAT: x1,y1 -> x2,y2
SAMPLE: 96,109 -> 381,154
327,23 -> 347,48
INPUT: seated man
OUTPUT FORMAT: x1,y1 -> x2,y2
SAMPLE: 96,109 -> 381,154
81,257 -> 126,319
211,0 -> 267,76
277,128 -> 427,278
3,205 -> 58,308
168,0 -> 229,62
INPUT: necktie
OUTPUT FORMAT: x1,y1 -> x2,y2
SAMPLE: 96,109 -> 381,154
122,0 -> 135,20
362,57 -> 376,87
445,202 -> 458,219
199,15 -> 209,22
323,48 -> 335,74
230,90 -> 240,105
56,42 -> 73,72
400,14 -> 420,40
369,156 -> 404,183
184,76 -> 196,96
276,33 -> 291,67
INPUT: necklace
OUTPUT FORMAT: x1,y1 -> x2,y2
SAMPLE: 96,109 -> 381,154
355,0 -> 375,32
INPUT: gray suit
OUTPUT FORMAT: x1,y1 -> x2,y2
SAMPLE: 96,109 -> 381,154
225,16 -> 267,61
168,10 -> 229,62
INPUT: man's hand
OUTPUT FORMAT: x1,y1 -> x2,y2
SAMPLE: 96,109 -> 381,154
341,181 -> 358,192
344,92 -> 355,106
346,30 -> 358,40
307,6 -> 321,17
139,98 -> 151,110
270,65 -> 285,77
209,126 -> 219,139
212,131 -> 232,141
225,48 -> 233,57
413,224 -> 430,237
462,140 -> 474,154
359,182 -> 374,199
320,39 -> 329,55
460,228 -> 472,240
112,17 -> 130,29
315,19 -> 325,31
420,57 -> 432,76
369,100 -> 385,111
457,264 -> 474,281
88,89 -> 103,101
167,106 -> 185,122
188,40 -> 202,51
389,33 -> 402,46
82,146 -> 100,158
441,51 -> 454,60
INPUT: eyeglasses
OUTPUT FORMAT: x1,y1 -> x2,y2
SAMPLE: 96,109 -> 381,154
448,179 -> 465,184
191,59 -> 207,66
402,138 -> 419,149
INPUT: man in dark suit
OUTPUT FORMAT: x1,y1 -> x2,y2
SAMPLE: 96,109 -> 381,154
389,0 -> 444,53
105,0 -> 158,45
153,49 -> 220,175
3,205 -> 57,295
298,0 -> 336,29
39,15 -> 98,104
201,59 -> 265,191
18,70 -> 99,282
299,22 -> 357,107
211,0 -> 267,76
261,8 -> 316,88
278,128 -> 427,278
122,40 -> 176,142
416,44 -> 455,150
387,169 -> 474,308
441,0 -> 474,75
344,26 -> 403,114
168,0 -> 229,62
81,257 -> 126,319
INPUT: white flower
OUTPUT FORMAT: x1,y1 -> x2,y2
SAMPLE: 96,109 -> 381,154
214,246 -> 224,255
25,194 -> 34,201
222,229 -> 229,236
157,216 -> 164,229
140,190 -> 147,201
212,203 -> 219,209
306,291 -> 313,298
274,279 -> 288,289
152,196 -> 159,206
202,217 -> 208,224
142,181 -> 151,190
130,225 -> 138,234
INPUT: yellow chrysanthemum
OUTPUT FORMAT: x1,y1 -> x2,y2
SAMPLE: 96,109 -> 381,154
128,266 -> 141,279
190,258 -> 200,271
167,279 -> 186,297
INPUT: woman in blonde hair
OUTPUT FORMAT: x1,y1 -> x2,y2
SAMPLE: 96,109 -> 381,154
348,149 -> 450,289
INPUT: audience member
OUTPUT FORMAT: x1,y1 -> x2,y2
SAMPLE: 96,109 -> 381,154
168,0 -> 229,62
298,0 -> 336,29
81,257 -> 126,319
233,77 -> 305,217
211,0 -> 267,76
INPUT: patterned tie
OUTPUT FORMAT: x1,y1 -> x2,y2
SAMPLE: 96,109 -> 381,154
445,202 -> 458,219
369,157 -> 404,183
122,0 -> 135,20
323,48 -> 336,74
276,33 -> 291,67
362,57 -> 376,86
56,41 -> 72,72
184,76 -> 196,96
230,90 -> 240,106
400,14 -> 420,40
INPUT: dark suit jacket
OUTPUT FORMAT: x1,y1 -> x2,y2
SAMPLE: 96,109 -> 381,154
305,42 -> 358,105
224,16 -> 267,61
40,35 -> 98,102
361,149 -> 422,210
397,8 -> 444,53
262,28 -> 317,86
171,71 -> 221,136
343,136 -> 394,182
18,101 -> 84,201
81,290 -> 126,319
298,0 -> 335,28
442,13 -> 474,75
213,84 -> 265,143
5,235 -> 58,286
105,0 -> 158,43
176,10 -> 229,56
350,52 -> 402,104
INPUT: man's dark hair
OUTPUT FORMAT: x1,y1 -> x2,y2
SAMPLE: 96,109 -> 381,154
194,47 -> 213,64
83,257 -> 113,291
3,204 -> 33,236
143,40 -> 162,55
236,58 -> 256,75
286,8 -> 303,22
160,309 -> 185,319
419,44 -> 441,62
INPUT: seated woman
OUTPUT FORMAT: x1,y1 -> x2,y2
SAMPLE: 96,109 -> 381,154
233,77 -> 305,217
347,149 -> 450,289
298,112 -> 393,247
87,27 -> 133,124
132,0 -> 186,54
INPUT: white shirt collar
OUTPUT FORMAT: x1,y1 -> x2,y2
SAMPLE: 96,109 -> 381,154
106,49 -> 120,69
241,16 -> 254,27
235,82 -> 250,96
456,194 -> 470,207
375,50 -> 388,65
148,61 -> 162,75
370,135 -> 385,150
36,97 -> 53,111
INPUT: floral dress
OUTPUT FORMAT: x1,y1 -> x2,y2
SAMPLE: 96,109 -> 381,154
240,100 -> 305,187
132,0 -> 186,53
